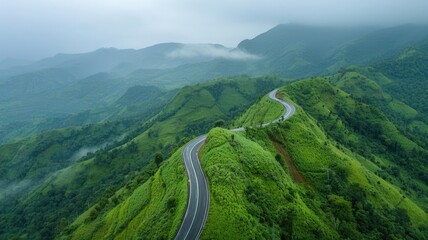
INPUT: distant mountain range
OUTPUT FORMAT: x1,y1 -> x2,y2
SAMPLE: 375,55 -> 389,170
0,24 -> 427,142
0,43 -> 248,80
1,23 -> 427,240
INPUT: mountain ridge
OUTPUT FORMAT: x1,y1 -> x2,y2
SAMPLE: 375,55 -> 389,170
0,23 -> 427,240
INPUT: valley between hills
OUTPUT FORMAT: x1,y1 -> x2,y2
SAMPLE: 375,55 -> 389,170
0,24 -> 427,239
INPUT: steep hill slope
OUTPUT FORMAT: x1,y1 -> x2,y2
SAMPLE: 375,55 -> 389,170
374,40 -> 428,116
238,24 -> 428,77
0,76 -> 286,239
0,43 -> 254,134
329,70 -> 428,208
199,128 -> 339,239
1,24 -> 428,239
199,81 -> 427,239
0,121 -> 135,202
1,24 -> 427,141
285,77 -> 428,210
0,85 -> 174,143
61,147 -> 188,240
61,77 -> 427,239
332,69 -> 426,142
238,24 -> 372,76
328,24 -> 428,69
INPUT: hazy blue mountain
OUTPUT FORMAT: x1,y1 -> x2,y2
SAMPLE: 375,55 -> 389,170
238,24 -> 428,77
125,58 -> 261,89
2,24 -> 427,84
0,84 -> 175,143
0,58 -> 32,70
1,24 -> 428,144
0,69 -> 162,124
29,48 -> 134,78
0,68 -> 76,102
329,24 -> 428,70
111,43 -> 232,74
0,43 -> 234,80
237,24 -> 374,76
239,24 -> 371,59
0,43 -> 257,127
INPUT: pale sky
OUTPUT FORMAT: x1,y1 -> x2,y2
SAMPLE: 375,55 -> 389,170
1,0 -> 428,60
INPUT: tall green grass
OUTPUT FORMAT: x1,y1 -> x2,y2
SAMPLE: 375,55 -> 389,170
200,128 -> 338,239
61,147 -> 188,240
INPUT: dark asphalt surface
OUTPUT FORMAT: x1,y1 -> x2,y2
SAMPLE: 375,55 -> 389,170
175,135 -> 209,240
175,89 -> 295,240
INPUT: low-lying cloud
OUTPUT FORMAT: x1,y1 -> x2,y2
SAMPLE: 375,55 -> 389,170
0,180 -> 32,200
1,0 -> 428,60
68,144 -> 108,162
0,142 -> 111,201
167,44 -> 261,60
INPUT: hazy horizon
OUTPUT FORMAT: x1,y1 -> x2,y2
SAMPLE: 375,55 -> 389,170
2,0 -> 428,60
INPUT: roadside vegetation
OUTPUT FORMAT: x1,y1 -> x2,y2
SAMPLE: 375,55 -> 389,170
200,128 -> 338,239
60,147 -> 187,240
199,75 -> 427,239
0,75 -> 286,239
1,43 -> 428,239
234,95 -> 284,127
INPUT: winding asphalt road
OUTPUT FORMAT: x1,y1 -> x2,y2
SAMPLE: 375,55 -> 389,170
175,89 -> 295,240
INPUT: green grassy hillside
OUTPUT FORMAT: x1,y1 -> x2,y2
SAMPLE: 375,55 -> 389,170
200,128 -> 338,239
53,76 -> 285,240
61,147 -> 188,240
0,120 -> 136,200
285,77 -> 428,207
234,95 -> 284,127
70,74 -> 428,239
332,69 -> 427,147
63,76 -> 428,239
0,118 -> 153,239
0,84 -> 175,144
1,65 -> 426,239
1,24 -> 428,240
374,40 -> 428,115
198,82 -> 427,239
130,75 -> 286,155
328,71 -> 428,207
0,75 -> 286,239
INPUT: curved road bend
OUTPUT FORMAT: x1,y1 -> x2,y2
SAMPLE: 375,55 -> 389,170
175,89 -> 295,240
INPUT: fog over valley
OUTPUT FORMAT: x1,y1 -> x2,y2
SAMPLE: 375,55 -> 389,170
1,0 -> 428,60
1,1 -> 428,240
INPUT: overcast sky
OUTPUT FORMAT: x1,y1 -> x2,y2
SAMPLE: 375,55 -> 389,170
1,0 -> 428,60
